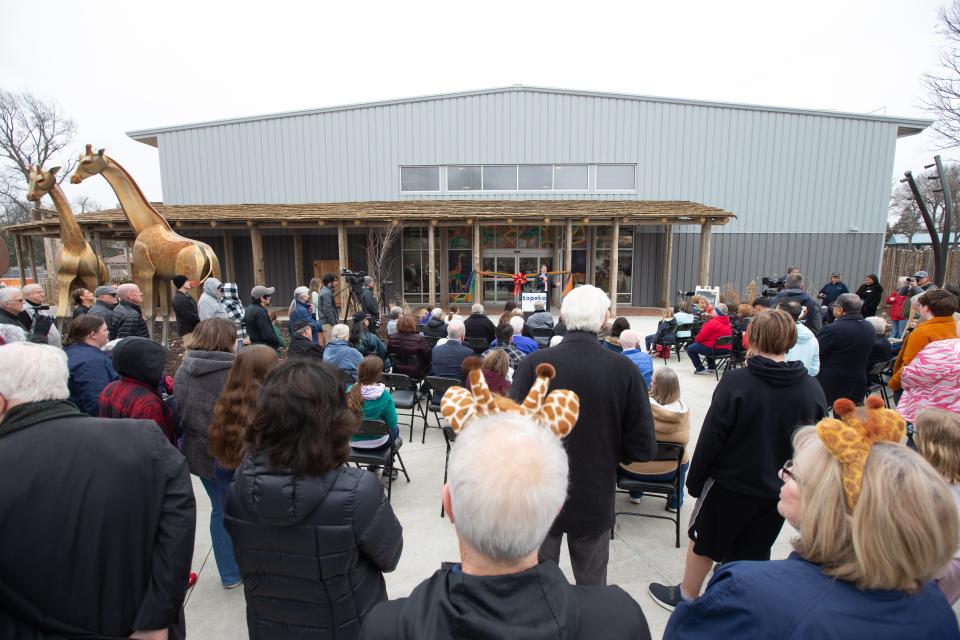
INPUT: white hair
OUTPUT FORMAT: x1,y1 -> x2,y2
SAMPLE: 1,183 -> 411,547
471,303 -> 484,314
619,329 -> 638,350
21,283 -> 42,296
866,316 -> 887,336
294,285 -> 310,302
389,306 -> 403,319
448,413 -> 569,561
0,325 -> 26,343
560,285 -> 610,333
0,287 -> 21,305
0,343 -> 69,404
447,319 -> 466,341
332,323 -> 350,340
509,315 -> 524,335
430,307 -> 444,319
549,335 -> 563,347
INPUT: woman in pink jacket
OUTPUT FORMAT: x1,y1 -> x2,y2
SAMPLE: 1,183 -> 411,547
898,338 -> 960,423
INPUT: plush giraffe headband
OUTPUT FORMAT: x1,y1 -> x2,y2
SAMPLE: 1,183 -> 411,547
815,396 -> 906,511
440,362 -> 580,438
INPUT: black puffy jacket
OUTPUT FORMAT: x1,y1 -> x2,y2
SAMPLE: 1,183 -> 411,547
225,454 -> 403,640
110,300 -> 149,340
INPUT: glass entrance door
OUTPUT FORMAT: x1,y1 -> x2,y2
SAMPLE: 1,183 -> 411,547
482,253 -> 553,304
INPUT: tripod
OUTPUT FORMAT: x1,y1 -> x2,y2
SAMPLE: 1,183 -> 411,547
341,281 -> 393,324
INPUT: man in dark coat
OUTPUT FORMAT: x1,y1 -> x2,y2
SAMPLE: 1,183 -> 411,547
287,320 -> 326,360
87,284 -> 119,327
317,273 -> 340,342
0,286 -> 52,344
111,283 -> 150,340
770,273 -> 822,333
509,285 -> 656,586
429,320 -> 474,382
361,412 -> 651,640
817,272 -> 849,323
360,276 -> 380,327
171,275 -> 201,345
0,343 -> 195,639
245,285 -> 279,349
816,293 -> 876,405
463,303 -> 497,345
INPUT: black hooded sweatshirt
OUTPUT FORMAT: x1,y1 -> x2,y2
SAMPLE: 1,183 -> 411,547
686,356 -> 828,500
360,560 -> 650,640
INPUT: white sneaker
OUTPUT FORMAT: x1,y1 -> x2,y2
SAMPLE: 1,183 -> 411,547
628,495 -> 643,504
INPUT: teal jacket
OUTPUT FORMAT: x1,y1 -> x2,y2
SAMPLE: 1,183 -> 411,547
346,385 -> 399,441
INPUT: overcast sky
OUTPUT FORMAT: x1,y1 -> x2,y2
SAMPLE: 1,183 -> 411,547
2,0 -> 953,209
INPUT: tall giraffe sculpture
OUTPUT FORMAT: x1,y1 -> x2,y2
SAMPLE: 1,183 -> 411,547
70,145 -> 220,327
27,164 -> 109,318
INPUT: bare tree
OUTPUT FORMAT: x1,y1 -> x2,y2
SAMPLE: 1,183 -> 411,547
924,2 -> 960,148
888,162 -> 960,249
72,194 -> 101,214
364,220 -> 404,305
0,90 -> 77,220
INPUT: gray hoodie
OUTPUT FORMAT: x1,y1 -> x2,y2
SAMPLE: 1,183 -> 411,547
197,277 -> 229,322
173,349 -> 235,479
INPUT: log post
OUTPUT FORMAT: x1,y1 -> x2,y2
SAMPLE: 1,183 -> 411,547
565,218 -> 573,298
337,222 -> 348,310
661,224 -> 674,308
698,221 -> 712,286
473,220 -> 481,304
250,225 -> 266,285
93,232 -> 104,262
14,234 -> 26,287
293,229 -> 304,286
610,218 -> 620,315
26,237 -> 39,284
427,222 -> 436,308
222,230 -> 236,282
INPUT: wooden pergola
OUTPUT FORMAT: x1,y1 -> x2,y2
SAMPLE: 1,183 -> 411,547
5,199 -> 735,313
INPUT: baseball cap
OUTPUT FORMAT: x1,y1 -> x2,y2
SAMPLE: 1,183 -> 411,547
353,311 -> 371,323
291,319 -> 311,332
914,270 -> 929,279
94,285 -> 118,296
830,272 -> 841,277
251,285 -> 275,299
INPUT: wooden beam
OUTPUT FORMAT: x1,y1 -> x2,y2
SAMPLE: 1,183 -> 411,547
222,230 -> 236,282
565,218 -> 573,298
293,230 -> 304,287
250,226 -> 266,285
698,221 -> 712,286
93,232 -> 104,260
427,222 -> 436,308
26,237 -> 38,284
473,220 -> 481,304
337,222 -> 349,310
14,235 -> 26,287
661,224 -> 674,308
610,218 -> 620,315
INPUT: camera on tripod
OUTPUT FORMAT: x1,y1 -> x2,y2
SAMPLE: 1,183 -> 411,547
341,269 -> 368,290
761,276 -> 785,297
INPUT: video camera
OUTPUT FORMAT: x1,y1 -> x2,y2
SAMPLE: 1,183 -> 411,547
761,276 -> 785,297
341,269 -> 368,291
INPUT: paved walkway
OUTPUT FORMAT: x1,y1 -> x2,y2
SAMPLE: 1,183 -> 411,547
183,316 -> 796,638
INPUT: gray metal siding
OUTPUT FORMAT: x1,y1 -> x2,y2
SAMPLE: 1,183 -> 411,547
152,90 -> 899,236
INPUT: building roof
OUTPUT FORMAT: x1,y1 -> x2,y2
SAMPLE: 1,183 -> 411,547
887,233 -> 937,246
5,199 -> 734,238
127,85 -> 932,147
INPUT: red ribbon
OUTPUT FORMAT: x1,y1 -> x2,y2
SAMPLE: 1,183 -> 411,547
512,273 -> 528,296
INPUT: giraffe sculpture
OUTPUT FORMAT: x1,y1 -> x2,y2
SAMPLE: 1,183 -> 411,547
70,145 -> 220,326
27,164 -> 109,318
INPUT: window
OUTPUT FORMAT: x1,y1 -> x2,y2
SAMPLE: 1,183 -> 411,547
447,165 -> 482,191
594,227 -> 634,304
553,165 -> 588,190
597,164 -> 636,190
400,166 -> 440,192
518,165 -> 553,190
401,228 -> 439,303
482,166 -> 517,190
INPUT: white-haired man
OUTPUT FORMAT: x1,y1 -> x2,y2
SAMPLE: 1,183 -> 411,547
430,319 -> 474,383
22,283 -> 61,346
0,343 -> 195,638
323,323 -> 363,381
509,285 -> 655,585
111,282 -> 149,340
619,330 -> 653,388
463,302 -> 496,345
0,286 -> 52,344
360,414 -> 651,639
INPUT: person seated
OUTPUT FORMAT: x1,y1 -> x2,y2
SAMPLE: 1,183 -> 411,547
690,295 -> 714,319
664,400 -> 959,639
525,301 -> 555,347
619,330 -> 653,388
732,303 -> 753,333
646,307 -> 677,352
445,304 -> 464,323
464,352 -> 511,395
914,409 -> 960,604
98,336 -> 176,446
897,338 -> 960,423
430,319 -> 474,382
226,359 -> 403,639
287,319 -> 325,360
322,323 -> 363,381
505,315 -> 539,355
386,306 -> 403,336
347,355 -> 401,480
497,300 -> 518,326
603,317 -> 631,353
64,315 -> 117,416
864,316 -> 892,375
422,307 -> 449,339
482,323 -> 524,371
619,367 -> 689,511
752,296 -> 771,315
464,303 -> 497,345
360,402 -> 651,639
351,312 -> 389,364
778,300 -> 820,377
686,303 -> 732,374
387,314 -> 433,379
673,300 -> 696,339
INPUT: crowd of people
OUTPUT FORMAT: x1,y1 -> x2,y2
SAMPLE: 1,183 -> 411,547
0,262 -> 959,639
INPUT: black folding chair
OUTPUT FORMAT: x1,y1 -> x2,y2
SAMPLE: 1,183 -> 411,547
347,419 -> 410,502
464,336 -> 490,355
337,368 -> 355,386
380,372 -> 424,441
674,323 -> 694,361
421,376 -> 462,444
440,424 -> 458,518
390,353 -> 425,382
711,335 -> 734,380
420,334 -> 441,348
614,442 -> 686,548
528,327 -> 554,348
866,356 -> 897,407
718,329 -> 746,377
651,324 -> 678,363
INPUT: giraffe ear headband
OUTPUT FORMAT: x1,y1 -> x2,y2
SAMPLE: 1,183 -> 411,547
440,361 -> 580,438
815,396 -> 906,511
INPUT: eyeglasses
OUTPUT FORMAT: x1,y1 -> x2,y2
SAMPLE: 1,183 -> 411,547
779,459 -> 798,484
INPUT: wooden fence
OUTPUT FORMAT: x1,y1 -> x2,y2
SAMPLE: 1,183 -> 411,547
879,247 -> 960,308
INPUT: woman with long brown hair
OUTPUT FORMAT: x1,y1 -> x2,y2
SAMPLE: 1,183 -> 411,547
209,344 -> 279,505
347,355 -> 400,479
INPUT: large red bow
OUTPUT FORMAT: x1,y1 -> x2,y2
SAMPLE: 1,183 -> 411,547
512,273 -> 528,296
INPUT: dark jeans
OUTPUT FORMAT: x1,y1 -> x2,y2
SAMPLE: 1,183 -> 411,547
540,529 -> 610,586
619,462 -> 689,509
645,333 -> 655,351
687,342 -> 723,371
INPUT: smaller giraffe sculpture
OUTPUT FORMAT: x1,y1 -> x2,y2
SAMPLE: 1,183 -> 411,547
27,165 -> 109,318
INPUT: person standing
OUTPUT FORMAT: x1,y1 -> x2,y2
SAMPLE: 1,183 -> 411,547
110,282 -> 149,340
360,276 -> 380,328
317,273 -> 340,345
290,285 -> 322,345
173,317 -> 242,589
22,283 -> 61,346
87,284 -> 119,327
537,263 -> 555,311
245,285 -> 279,350
64,315 -> 117,416
221,282 -> 248,351
855,274 -> 883,318
886,276 -> 910,339
0,344 -> 195,639
889,289 -> 960,393
770,274 -> 822,333
649,310 -> 828,610
817,272 -> 849,323
0,286 -> 53,344
509,285 -> 656,586
815,293 -> 876,405
198,277 -> 229,321
171,275 -> 201,347
70,287 -> 94,318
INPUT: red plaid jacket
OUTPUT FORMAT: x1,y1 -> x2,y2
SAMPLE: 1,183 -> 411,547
98,377 -> 176,446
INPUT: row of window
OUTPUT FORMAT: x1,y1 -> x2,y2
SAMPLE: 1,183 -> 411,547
400,164 -> 636,193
